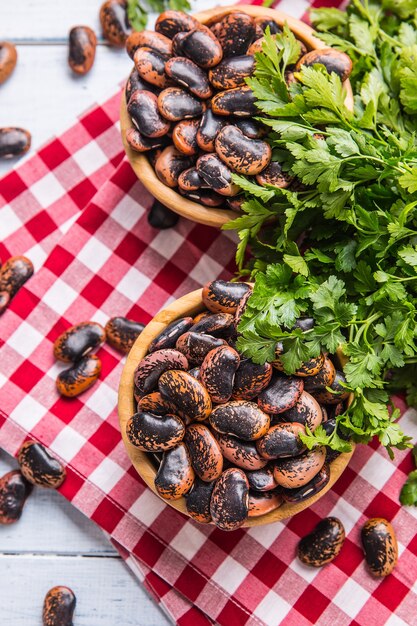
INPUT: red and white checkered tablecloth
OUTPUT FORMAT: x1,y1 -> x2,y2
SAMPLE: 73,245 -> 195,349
2,1 -> 417,624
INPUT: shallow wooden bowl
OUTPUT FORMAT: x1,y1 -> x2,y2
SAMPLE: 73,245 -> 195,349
120,4 -> 354,229
118,288 -> 355,527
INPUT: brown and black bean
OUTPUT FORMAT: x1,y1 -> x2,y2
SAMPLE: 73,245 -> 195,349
123,9 -> 352,212
129,280 -> 351,530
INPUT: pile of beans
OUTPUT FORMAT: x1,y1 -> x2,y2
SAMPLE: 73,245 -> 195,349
53,317 -> 145,398
123,9 -> 352,211
127,279 -> 350,531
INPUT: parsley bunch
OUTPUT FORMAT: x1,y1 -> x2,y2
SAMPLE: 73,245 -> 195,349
225,1 -> 417,457
127,0 -> 191,32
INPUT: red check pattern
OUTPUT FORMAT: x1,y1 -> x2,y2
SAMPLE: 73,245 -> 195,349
2,1 -> 417,624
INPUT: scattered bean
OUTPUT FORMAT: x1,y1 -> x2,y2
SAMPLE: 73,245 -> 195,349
68,26 -> 97,75
42,586 -> 76,626
361,518 -> 398,577
0,256 -> 34,302
0,127 -> 31,158
0,41 -> 17,84
298,517 -> 345,566
18,441 -> 66,489
0,470 -> 32,524
148,200 -> 179,229
56,354 -> 101,397
54,321 -> 105,363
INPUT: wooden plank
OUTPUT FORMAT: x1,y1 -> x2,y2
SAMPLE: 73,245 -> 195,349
0,0 -> 230,40
1,554 -> 169,625
0,452 -> 117,555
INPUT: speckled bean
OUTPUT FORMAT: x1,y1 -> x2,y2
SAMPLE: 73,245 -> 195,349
56,354 -> 101,397
155,442 -> 194,499
0,470 -> 32,524
134,348 -> 188,395
298,517 -> 345,567
159,369 -> 212,421
210,400 -> 270,440
126,411 -> 185,451
184,423 -> 223,481
42,586 -> 76,626
54,321 -> 105,363
210,467 -> 249,530
361,518 -> 398,577
18,441 -> 66,489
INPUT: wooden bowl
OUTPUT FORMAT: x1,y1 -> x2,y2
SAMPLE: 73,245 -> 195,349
118,288 -> 355,527
120,4 -> 354,229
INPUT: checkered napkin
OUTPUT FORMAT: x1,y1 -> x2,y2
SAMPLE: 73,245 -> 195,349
2,1 -> 417,625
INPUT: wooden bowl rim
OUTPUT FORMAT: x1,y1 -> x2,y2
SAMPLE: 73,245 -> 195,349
118,287 -> 355,528
120,4 -> 354,228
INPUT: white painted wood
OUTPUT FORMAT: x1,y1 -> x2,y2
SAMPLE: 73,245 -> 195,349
1,555 -> 167,625
0,0 -> 230,40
